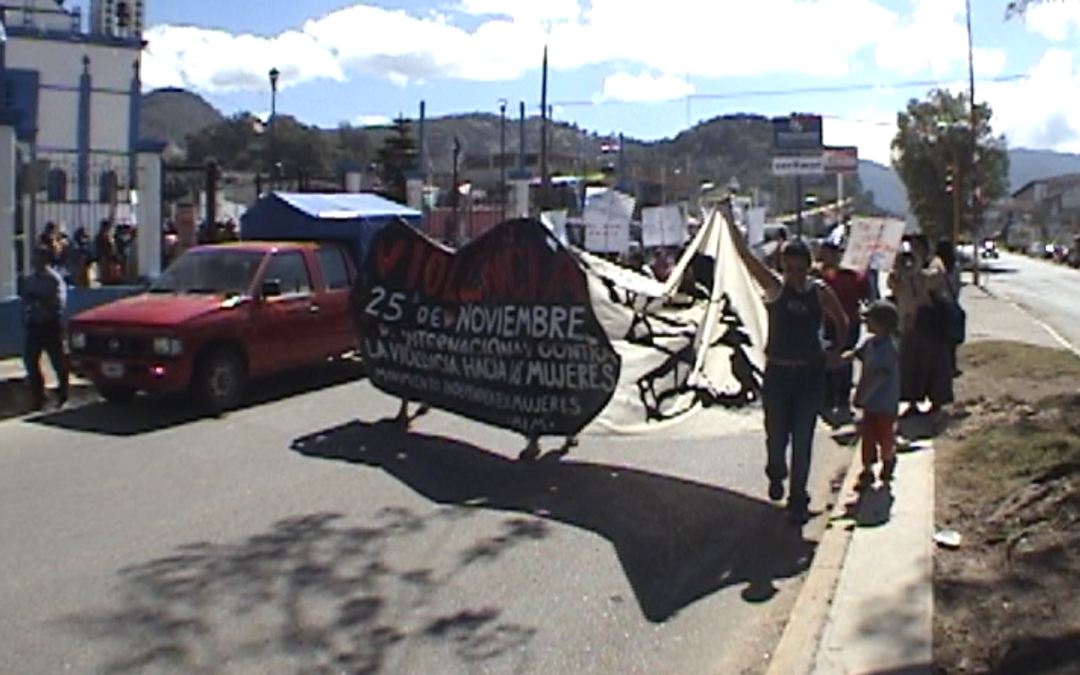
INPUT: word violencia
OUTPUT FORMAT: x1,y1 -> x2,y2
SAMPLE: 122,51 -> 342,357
370,225 -> 589,305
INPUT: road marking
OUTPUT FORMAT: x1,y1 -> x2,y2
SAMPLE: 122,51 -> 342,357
987,287 -> 1080,357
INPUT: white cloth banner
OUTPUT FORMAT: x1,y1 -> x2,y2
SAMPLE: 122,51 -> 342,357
584,189 -> 635,253
841,218 -> 906,272
574,210 -> 767,437
540,209 -> 569,245
641,204 -> 688,248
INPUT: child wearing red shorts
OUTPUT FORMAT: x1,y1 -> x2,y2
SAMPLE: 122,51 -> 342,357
843,300 -> 901,491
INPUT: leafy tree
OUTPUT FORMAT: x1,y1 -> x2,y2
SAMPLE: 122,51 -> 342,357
185,112 -> 263,170
375,115 -> 419,204
334,122 -> 373,166
271,115 -> 334,179
891,89 -> 1009,242
185,113 -> 333,179
1005,0 -> 1063,17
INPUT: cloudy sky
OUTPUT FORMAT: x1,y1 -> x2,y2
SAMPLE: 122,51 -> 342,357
81,0 -> 1080,163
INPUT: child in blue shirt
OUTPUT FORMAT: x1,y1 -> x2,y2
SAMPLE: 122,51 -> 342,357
843,300 -> 901,491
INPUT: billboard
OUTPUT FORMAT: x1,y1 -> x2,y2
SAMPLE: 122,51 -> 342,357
822,146 -> 859,174
771,114 -> 824,151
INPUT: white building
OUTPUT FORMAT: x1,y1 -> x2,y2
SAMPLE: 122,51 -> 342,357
0,0 -> 163,294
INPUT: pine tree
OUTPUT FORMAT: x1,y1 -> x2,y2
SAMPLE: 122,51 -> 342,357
375,115 -> 419,204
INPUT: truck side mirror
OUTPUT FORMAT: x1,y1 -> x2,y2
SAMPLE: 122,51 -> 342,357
260,279 -> 283,299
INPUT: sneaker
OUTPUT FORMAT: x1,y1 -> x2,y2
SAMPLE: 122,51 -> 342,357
880,458 -> 897,483
768,479 -> 785,502
855,469 -> 875,492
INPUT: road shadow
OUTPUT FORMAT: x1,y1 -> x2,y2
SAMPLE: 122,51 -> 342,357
24,360 -> 367,437
290,419 -> 817,623
0,378 -> 98,422
64,509 -> 542,675
832,482 -> 895,530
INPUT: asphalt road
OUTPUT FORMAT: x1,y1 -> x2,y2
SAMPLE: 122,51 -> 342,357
981,253 -> 1080,351
0,364 -> 849,675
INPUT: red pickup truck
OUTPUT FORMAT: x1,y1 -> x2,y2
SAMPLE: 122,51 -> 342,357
67,241 -> 358,412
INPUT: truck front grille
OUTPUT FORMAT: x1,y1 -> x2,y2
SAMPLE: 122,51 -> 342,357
83,333 -> 152,358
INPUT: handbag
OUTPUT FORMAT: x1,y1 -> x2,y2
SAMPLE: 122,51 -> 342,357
934,299 -> 966,344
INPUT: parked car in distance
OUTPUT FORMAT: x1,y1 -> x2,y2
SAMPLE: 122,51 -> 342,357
67,241 -> 358,412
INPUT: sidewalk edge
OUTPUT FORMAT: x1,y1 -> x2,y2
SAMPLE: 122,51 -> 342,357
764,439 -> 864,675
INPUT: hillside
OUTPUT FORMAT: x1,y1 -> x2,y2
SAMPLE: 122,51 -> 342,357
139,88 -> 1080,215
140,88 -> 224,150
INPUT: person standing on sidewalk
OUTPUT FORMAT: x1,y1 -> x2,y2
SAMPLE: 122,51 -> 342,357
844,300 -> 901,491
814,241 -> 872,420
18,246 -> 70,410
728,217 -> 849,523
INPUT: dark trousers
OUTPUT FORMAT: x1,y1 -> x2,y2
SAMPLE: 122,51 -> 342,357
763,361 -> 825,508
23,320 -> 69,406
824,321 -> 861,409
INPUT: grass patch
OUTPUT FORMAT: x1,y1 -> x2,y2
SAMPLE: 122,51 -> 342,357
958,422 -> 1080,490
960,340 -> 1080,382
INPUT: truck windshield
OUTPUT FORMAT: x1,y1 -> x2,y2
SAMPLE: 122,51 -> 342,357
149,249 -> 264,296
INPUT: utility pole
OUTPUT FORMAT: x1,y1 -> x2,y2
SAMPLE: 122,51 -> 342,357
539,44 -> 550,212
268,67 -> 280,194
451,137 -> 461,245
965,0 -> 981,287
498,99 -> 507,222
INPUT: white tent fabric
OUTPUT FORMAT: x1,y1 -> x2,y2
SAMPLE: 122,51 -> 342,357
572,210 -> 769,436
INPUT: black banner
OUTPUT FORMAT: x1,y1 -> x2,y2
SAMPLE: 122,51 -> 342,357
354,218 -> 621,437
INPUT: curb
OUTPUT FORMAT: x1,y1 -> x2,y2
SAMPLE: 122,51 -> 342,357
764,435 -> 865,675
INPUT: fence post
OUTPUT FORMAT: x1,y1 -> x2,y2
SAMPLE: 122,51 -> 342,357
136,147 -> 163,278
0,119 -> 17,297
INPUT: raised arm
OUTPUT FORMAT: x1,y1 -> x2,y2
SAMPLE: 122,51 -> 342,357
725,214 -> 781,298
818,283 -> 850,354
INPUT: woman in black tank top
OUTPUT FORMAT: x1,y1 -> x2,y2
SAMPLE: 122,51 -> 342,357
727,216 -> 848,523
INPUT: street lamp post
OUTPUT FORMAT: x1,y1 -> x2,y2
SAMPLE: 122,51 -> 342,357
268,67 -> 280,193
451,137 -> 462,245
498,99 -> 507,222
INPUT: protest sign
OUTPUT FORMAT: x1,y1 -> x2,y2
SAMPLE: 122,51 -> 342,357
842,218 -> 906,272
583,189 -> 634,253
355,218 -> 622,437
641,204 -> 687,248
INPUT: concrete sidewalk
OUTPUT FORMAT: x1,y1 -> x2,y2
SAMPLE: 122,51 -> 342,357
767,284 -> 1070,675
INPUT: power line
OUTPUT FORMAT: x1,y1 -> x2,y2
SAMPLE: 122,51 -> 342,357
553,72 -> 1031,107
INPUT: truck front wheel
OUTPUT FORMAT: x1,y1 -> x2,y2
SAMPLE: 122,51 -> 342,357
192,348 -> 246,414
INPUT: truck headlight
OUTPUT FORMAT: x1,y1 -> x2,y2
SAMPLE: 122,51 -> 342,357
70,332 -> 86,350
152,337 -> 183,356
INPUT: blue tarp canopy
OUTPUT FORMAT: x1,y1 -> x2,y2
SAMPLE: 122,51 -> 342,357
240,192 -> 422,269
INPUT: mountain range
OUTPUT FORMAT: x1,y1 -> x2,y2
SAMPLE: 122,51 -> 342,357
139,88 -> 1080,216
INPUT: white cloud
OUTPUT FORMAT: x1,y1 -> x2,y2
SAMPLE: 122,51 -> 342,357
980,49 -> 1080,152
142,25 -> 343,92
874,0 -> 1005,78
140,0 -> 909,93
825,49 -> 1080,164
823,111 -> 897,165
1024,1 -> 1080,41
356,114 -> 392,126
599,72 -> 693,103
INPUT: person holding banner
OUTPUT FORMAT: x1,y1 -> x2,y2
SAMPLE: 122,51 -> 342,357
728,219 -> 849,524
